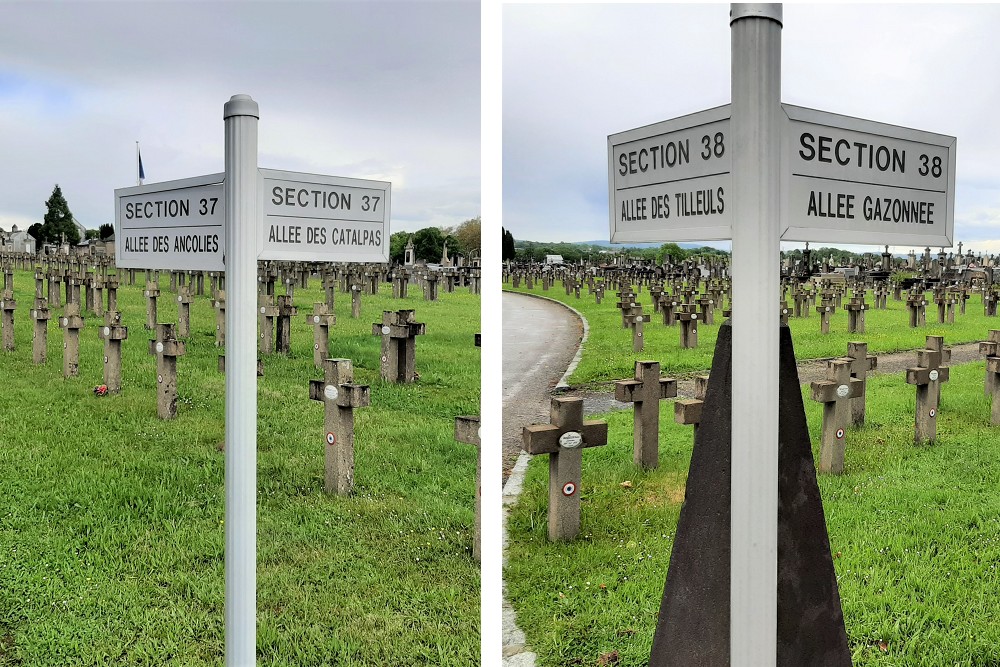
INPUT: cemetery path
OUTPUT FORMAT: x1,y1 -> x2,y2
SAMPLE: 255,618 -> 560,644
571,341 -> 984,415
502,291 -> 583,481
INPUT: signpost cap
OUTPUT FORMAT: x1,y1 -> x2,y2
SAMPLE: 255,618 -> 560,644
730,3 -> 782,25
224,94 -> 259,119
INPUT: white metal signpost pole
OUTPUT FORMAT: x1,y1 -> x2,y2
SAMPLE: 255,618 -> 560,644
223,93 -> 259,666
730,5 -> 781,665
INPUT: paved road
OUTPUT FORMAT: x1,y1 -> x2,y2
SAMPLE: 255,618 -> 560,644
502,291 -> 582,481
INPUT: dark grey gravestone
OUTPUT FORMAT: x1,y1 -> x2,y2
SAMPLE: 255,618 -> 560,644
648,321 -> 851,666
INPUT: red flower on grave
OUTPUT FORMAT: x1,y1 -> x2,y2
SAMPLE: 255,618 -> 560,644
94,385 -> 108,396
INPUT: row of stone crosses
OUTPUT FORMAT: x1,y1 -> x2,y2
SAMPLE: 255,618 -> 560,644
521,334 -> 1000,543
512,241 -> 996,282
504,260 -> 999,351
0,252 -> 483,559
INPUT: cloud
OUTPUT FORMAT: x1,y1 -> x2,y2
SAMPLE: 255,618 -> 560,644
504,4 -> 1000,247
0,1 -> 479,233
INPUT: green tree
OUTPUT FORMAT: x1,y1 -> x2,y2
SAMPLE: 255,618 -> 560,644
657,243 -> 687,264
452,216 -> 481,255
98,223 -> 114,240
389,231 -> 411,264
502,228 -> 516,261
27,223 -> 43,251
85,229 -> 100,240
411,226 -> 460,263
40,185 -> 80,246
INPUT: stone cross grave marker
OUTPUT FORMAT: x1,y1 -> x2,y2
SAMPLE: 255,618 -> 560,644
424,272 -> 439,301
350,283 -> 363,318
979,330 -> 1000,398
810,359 -> 863,474
816,299 -> 835,334
47,267 -> 60,308
454,415 -> 481,561
659,292 -> 679,326
323,272 -> 337,308
615,361 -> 678,469
676,308 -> 700,349
59,302 -> 85,377
674,375 -> 710,441
275,294 -> 297,354
145,280 -> 160,330
31,300 -> 50,364
92,273 -> 104,318
840,342 -> 877,426
982,336 -> 1000,425
934,287 -> 954,324
392,269 -> 409,299
0,291 -> 15,352
33,270 -> 44,305
906,335 -> 950,443
624,311 -> 649,352
148,322 -> 186,419
176,285 -> 193,338
906,288 -> 927,328
67,272 -> 81,307
106,275 -> 119,316
307,303 -> 336,368
372,309 -> 425,383
986,289 -> 999,318
308,358 -> 370,495
214,290 -> 227,347
845,290 -> 867,334
522,397 -> 608,541
696,293 -> 716,325
258,294 -> 277,354
98,311 -> 128,393
616,290 -> 639,329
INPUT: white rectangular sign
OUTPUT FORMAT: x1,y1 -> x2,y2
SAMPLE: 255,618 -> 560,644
608,104 -> 956,247
781,104 -> 956,246
258,169 -> 390,262
115,173 -> 225,271
608,105 -> 732,243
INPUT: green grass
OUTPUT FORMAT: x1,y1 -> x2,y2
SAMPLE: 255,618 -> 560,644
504,279 -> 996,385
505,357 -> 1000,666
0,270 -> 480,666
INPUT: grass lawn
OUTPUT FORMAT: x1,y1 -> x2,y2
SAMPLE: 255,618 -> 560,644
504,279 -> 997,385
0,269 -> 480,666
505,349 -> 1000,666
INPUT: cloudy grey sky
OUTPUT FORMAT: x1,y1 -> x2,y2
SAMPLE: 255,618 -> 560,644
0,1 -> 479,235
503,3 -> 1000,255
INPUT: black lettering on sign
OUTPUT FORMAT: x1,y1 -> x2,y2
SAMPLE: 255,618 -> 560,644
862,196 -> 934,224
799,133 -> 816,161
267,225 -> 301,244
651,194 -> 670,219
124,235 -> 150,252
306,227 -> 326,244
620,197 -> 647,222
173,234 -> 220,253
806,191 -> 856,219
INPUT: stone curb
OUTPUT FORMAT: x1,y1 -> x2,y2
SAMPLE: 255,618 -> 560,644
501,451 -> 536,666
501,289 -> 590,667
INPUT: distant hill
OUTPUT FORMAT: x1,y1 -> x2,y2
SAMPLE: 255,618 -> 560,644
572,240 -> 714,250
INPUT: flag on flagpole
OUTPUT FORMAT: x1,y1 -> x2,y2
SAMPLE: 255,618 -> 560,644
138,144 -> 145,185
